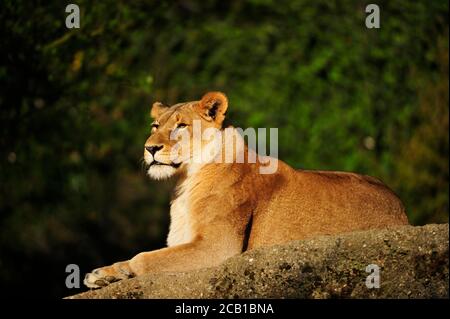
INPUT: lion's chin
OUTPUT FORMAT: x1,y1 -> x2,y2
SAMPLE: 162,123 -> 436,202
147,164 -> 177,180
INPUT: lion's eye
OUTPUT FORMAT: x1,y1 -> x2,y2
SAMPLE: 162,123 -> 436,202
176,123 -> 187,129
151,123 -> 159,132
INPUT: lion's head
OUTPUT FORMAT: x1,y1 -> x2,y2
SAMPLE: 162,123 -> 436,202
144,91 -> 228,179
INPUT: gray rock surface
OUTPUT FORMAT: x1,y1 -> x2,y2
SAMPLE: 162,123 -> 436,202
67,224 -> 449,299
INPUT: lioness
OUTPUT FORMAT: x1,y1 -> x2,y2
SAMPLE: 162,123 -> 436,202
84,91 -> 408,288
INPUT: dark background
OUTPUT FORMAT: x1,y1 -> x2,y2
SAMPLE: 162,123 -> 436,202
0,0 -> 448,298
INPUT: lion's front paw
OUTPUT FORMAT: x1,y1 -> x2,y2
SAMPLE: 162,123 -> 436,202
83,268 -> 119,289
84,261 -> 134,289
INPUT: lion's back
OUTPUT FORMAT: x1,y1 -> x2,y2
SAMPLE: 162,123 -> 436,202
247,166 -> 409,249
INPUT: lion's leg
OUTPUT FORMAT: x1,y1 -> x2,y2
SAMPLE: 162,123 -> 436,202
84,235 -> 241,288
129,239 -> 238,274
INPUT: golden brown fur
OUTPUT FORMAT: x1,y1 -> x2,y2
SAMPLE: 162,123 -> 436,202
84,92 -> 408,288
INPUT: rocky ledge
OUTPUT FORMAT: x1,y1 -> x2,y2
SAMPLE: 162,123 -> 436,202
67,224 -> 449,299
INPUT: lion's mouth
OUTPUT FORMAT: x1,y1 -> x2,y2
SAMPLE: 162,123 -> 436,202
149,161 -> 181,169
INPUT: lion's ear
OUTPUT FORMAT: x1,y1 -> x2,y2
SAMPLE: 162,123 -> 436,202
196,91 -> 228,125
150,102 -> 168,119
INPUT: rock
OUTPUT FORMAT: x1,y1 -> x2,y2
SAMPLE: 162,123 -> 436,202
67,224 -> 449,299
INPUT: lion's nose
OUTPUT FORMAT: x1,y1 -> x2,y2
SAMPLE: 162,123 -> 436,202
145,145 -> 163,156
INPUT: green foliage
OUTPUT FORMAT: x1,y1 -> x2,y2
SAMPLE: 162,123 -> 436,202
0,0 -> 448,297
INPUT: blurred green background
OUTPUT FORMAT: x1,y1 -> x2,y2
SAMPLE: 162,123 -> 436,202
0,0 -> 448,298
